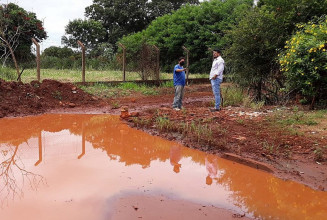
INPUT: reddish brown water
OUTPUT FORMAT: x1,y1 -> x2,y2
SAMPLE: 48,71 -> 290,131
0,114 -> 326,220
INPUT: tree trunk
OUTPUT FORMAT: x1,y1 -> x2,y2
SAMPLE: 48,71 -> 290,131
1,34 -> 20,80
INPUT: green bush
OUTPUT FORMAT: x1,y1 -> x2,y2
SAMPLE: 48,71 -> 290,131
279,16 -> 327,103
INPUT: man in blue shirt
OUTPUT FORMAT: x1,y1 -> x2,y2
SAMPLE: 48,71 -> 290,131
172,57 -> 187,111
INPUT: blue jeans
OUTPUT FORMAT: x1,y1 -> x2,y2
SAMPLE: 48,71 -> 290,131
172,85 -> 184,108
211,78 -> 222,110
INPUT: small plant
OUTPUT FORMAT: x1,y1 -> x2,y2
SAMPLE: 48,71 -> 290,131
250,101 -> 265,110
221,86 -> 245,106
155,116 -> 173,131
160,80 -> 174,88
189,121 -> 213,143
52,91 -> 62,100
242,96 -> 253,108
236,119 -> 244,124
111,101 -> 120,109
132,117 -> 151,127
314,146 -> 326,162
262,142 -> 275,154
282,145 -> 292,159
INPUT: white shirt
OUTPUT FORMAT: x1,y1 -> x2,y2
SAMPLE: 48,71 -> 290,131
209,56 -> 224,80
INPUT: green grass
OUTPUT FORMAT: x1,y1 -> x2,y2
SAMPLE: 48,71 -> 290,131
269,107 -> 324,127
221,86 -> 245,106
0,66 -> 16,81
79,82 -> 159,98
20,69 -> 140,83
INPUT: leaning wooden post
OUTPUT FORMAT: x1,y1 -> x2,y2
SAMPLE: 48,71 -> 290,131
182,46 -> 190,85
118,43 -> 126,81
77,40 -> 86,83
152,45 -> 160,80
32,38 -> 41,82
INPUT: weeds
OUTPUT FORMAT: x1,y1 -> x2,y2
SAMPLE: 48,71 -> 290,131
0,66 -> 16,81
262,142 -> 276,154
236,119 -> 244,124
111,101 -> 120,109
221,86 -> 244,106
160,81 -> 174,88
117,82 -> 158,96
155,116 -> 173,131
132,117 -> 151,128
242,96 -> 265,110
314,146 -> 326,161
52,91 -> 62,100
277,107 -> 318,126
181,121 -> 213,143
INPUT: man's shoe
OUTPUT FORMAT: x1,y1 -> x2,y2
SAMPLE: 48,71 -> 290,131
210,108 -> 220,112
173,108 -> 181,111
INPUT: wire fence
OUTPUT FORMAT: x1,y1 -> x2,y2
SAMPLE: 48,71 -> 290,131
25,40 -> 211,85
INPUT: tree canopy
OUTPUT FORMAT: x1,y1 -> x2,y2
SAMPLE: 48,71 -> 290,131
62,0 -> 199,51
0,3 -> 47,64
61,19 -> 106,52
118,0 -> 253,72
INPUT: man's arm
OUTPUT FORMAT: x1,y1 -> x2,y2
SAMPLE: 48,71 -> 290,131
212,61 -> 224,79
175,68 -> 187,72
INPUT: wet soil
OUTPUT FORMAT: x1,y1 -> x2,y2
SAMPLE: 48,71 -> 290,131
0,79 -> 326,192
111,195 -> 251,220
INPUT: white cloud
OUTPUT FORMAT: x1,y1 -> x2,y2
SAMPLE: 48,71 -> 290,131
1,0 -> 93,50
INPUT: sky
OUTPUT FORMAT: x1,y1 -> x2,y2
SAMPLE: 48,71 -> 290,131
1,0 -> 93,51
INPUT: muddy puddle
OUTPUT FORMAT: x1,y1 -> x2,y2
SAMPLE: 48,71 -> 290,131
0,114 -> 326,220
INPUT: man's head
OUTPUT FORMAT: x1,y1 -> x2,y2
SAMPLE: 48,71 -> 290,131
213,48 -> 221,58
178,57 -> 185,66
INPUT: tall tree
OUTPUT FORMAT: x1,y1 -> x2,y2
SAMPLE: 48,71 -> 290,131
119,0 -> 253,72
0,3 -> 47,77
63,0 -> 199,50
61,19 -> 106,52
85,0 -> 148,46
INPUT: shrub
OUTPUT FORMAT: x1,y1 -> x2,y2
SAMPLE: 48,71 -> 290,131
279,16 -> 327,105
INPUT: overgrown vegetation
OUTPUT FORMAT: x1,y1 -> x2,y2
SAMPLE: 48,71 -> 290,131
226,0 -> 327,104
0,66 -> 16,81
279,16 -> 327,108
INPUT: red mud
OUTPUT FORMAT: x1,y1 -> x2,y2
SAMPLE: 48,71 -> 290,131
0,80 -> 326,192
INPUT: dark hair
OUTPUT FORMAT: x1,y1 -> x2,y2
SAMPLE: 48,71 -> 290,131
178,57 -> 185,61
213,48 -> 221,54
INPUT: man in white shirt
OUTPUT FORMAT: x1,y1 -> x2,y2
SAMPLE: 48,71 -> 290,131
209,49 -> 224,112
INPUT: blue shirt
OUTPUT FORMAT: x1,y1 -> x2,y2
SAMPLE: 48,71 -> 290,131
173,64 -> 186,86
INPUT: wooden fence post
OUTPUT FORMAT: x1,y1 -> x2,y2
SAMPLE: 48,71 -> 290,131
118,43 -> 126,81
152,45 -> 160,80
77,40 -> 86,83
182,46 -> 190,85
32,38 -> 41,82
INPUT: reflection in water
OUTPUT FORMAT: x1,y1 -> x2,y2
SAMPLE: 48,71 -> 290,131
170,145 -> 182,173
0,114 -> 326,220
0,141 -> 45,207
